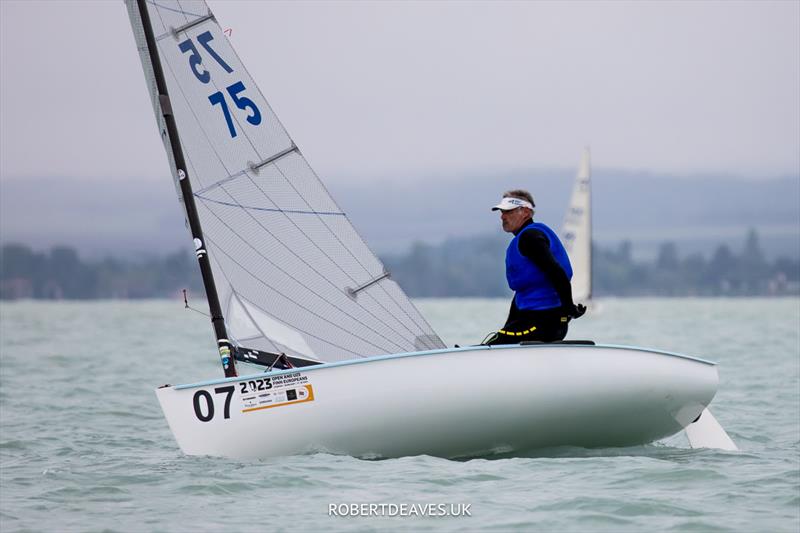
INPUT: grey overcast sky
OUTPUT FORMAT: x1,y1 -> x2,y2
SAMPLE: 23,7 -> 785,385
1,0 -> 798,184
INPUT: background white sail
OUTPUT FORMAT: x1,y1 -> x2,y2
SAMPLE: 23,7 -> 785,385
126,0 -> 445,362
561,147 -> 592,303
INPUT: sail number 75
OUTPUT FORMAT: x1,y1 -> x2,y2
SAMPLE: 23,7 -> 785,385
209,82 -> 262,138
178,31 -> 261,138
192,386 -> 235,422
178,31 -> 232,84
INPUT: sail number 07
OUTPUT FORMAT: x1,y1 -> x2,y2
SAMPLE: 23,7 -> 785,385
192,386 -> 235,422
191,378 -> 274,422
178,30 -> 261,138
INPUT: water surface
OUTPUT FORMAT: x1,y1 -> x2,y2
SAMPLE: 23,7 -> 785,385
1,298 -> 798,531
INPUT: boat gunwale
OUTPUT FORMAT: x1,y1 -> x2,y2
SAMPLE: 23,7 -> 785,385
171,343 -> 717,391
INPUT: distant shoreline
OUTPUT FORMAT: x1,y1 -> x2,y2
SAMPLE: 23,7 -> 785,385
2,230 -> 798,300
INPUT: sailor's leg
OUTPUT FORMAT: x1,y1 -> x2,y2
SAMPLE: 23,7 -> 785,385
487,309 -> 569,345
517,310 -> 568,342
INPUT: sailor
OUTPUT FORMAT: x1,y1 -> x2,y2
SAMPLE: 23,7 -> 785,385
486,190 -> 585,345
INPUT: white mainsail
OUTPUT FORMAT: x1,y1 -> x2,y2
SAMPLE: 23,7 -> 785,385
560,147 -> 592,303
126,0 -> 444,363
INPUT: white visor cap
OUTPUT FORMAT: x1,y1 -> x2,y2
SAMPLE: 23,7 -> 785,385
491,196 -> 534,211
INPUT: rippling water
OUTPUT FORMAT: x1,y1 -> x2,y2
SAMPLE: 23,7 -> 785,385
1,298 -> 798,532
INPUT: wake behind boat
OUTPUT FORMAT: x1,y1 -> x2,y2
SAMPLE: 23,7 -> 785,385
126,0 -> 736,459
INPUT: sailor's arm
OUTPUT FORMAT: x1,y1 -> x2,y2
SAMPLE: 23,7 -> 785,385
518,229 -> 577,313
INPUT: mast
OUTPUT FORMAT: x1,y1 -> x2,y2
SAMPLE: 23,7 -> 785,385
135,0 -> 237,378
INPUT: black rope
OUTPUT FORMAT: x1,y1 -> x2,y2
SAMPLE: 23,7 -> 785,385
267,352 -> 294,372
182,289 -> 210,318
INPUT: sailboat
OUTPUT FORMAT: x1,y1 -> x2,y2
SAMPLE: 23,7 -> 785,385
125,0 -> 736,459
561,147 -> 592,305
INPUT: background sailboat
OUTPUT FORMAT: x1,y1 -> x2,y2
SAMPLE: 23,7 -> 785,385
561,147 -> 592,305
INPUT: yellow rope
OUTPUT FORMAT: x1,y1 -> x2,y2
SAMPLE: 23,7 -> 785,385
498,326 -> 537,336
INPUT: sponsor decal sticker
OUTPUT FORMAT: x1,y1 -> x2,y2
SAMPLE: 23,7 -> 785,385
190,373 -> 314,422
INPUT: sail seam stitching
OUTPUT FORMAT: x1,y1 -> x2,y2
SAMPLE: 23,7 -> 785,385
199,203 -> 410,353
202,233 -> 379,357
148,0 -> 204,18
194,196 -> 345,217
268,161 -> 433,344
236,167 -> 425,343
204,234 -> 363,357
208,178 -> 418,344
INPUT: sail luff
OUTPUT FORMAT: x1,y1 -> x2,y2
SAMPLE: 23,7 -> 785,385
131,0 -> 237,377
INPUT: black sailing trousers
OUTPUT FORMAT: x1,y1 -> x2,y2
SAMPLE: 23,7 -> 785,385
486,305 -> 569,345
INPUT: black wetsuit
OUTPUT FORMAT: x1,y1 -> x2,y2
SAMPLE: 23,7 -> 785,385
488,219 -> 575,345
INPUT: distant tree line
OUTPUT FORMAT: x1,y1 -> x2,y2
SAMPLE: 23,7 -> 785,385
384,228 -> 799,297
1,229 -> 798,300
0,244 -> 203,300
589,230 -> 799,296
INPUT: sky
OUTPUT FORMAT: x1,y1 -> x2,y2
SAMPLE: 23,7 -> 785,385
1,0 -> 799,185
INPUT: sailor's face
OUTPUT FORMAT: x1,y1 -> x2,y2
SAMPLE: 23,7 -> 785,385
500,207 -> 530,233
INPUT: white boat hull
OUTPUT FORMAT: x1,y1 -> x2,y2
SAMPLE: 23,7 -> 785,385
156,344 -> 718,459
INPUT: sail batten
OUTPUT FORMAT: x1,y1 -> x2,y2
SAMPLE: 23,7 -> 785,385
249,145 -> 300,174
127,0 -> 445,362
169,13 -> 214,36
192,145 -> 300,196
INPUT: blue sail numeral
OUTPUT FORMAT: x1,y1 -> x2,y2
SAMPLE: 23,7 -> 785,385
178,38 -> 210,83
209,90 -> 237,137
227,81 -> 262,126
179,30 -> 259,138
210,82 -> 262,138
179,31 -> 233,83
197,31 -> 233,74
